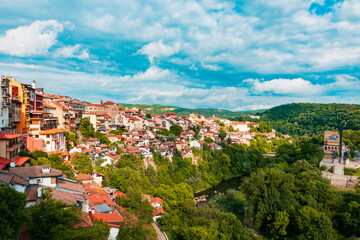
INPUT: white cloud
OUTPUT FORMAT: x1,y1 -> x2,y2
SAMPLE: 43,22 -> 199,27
53,44 -> 90,60
0,20 -> 64,56
246,78 -> 323,95
131,65 -> 173,81
138,40 -> 180,64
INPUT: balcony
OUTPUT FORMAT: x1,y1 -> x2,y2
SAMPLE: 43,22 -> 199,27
1,81 -> 9,88
8,142 -> 22,152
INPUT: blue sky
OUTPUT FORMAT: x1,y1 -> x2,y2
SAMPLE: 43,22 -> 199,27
0,0 -> 359,111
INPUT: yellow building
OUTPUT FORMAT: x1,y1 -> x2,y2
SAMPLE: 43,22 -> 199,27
9,78 -> 26,133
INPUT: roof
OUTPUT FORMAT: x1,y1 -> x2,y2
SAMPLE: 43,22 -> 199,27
75,173 -> 94,181
0,157 -> 10,170
150,197 -> 163,205
50,188 -> 86,205
0,131 -> 22,140
153,208 -> 166,216
9,165 -> 62,179
40,129 -> 65,135
103,101 -> 116,105
12,156 -> 30,166
94,203 -> 113,213
86,104 -> 108,107
90,211 -> 124,227
90,194 -> 116,206
43,103 -> 56,109
0,170 -> 29,186
83,183 -> 108,196
57,178 -> 86,194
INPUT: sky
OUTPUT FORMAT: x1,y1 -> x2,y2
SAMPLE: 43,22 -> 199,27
0,0 -> 360,111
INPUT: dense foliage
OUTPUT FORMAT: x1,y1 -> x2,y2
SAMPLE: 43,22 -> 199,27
28,190 -> 110,240
0,185 -> 29,240
30,151 -> 75,179
261,103 -> 360,136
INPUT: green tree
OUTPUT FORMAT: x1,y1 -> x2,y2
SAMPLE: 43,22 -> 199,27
31,150 -> 48,159
170,124 -> 182,136
0,185 -> 30,240
28,190 -> 82,240
219,127 -> 227,141
72,153 -> 93,174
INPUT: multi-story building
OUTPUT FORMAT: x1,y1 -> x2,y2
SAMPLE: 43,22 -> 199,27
0,77 -> 10,131
0,131 -> 23,159
103,101 -> 119,124
84,103 -> 108,114
8,82 -> 22,133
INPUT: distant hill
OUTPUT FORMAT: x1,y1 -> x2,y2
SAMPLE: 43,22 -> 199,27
262,103 -> 360,136
119,103 -> 266,118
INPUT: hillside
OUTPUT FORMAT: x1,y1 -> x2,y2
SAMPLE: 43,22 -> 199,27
262,103 -> 360,136
119,103 -> 265,118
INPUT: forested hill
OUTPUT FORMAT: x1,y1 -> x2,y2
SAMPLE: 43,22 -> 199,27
120,103 -> 265,118
262,103 -> 360,136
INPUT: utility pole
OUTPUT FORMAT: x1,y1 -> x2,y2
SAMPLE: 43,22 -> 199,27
339,120 -> 346,164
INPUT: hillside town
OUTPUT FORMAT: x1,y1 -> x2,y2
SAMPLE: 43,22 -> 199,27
0,76 -> 290,239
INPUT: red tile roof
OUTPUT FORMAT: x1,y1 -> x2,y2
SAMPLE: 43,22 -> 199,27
150,197 -> 163,205
90,211 -> 124,227
75,173 -> 94,181
153,208 -> 166,216
12,156 -> 30,166
90,194 -> 116,206
0,157 -> 10,170
0,131 -> 22,140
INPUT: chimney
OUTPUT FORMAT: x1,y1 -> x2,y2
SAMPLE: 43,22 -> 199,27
10,161 -> 15,168
32,80 -> 36,89
42,167 -> 51,174
101,100 -> 103,104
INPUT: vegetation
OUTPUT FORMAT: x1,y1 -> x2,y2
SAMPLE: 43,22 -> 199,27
71,152 -> 93,174
260,103 -> 360,137
120,103 -> 265,118
79,118 -> 110,145
28,190 -> 110,240
30,152 -> 75,179
0,185 -> 29,240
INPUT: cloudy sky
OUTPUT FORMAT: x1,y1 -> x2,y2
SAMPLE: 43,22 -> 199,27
0,0 -> 359,111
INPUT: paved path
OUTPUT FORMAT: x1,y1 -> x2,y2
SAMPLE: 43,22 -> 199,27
152,223 -> 168,240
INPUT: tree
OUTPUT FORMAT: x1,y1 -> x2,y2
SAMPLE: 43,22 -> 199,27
72,153 -> 93,174
170,124 -> 182,136
146,113 -> 152,119
29,190 -> 109,240
28,190 -> 81,240
79,117 -> 95,138
31,150 -> 48,159
242,168 -> 297,232
204,137 -> 213,144
0,185 -> 29,239
117,222 -> 156,240
219,128 -> 226,141
154,183 -> 195,211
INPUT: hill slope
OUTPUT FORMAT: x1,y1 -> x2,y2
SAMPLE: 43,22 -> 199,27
120,103 -> 265,118
262,103 -> 360,136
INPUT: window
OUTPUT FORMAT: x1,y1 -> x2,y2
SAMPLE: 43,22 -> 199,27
51,177 -> 56,184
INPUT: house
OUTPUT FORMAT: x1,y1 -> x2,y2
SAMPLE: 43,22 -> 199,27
153,208 -> 166,221
9,165 -> 62,188
150,197 -> 163,209
91,171 -> 104,187
208,142 -> 223,151
0,131 -> 23,159
75,173 -> 94,185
